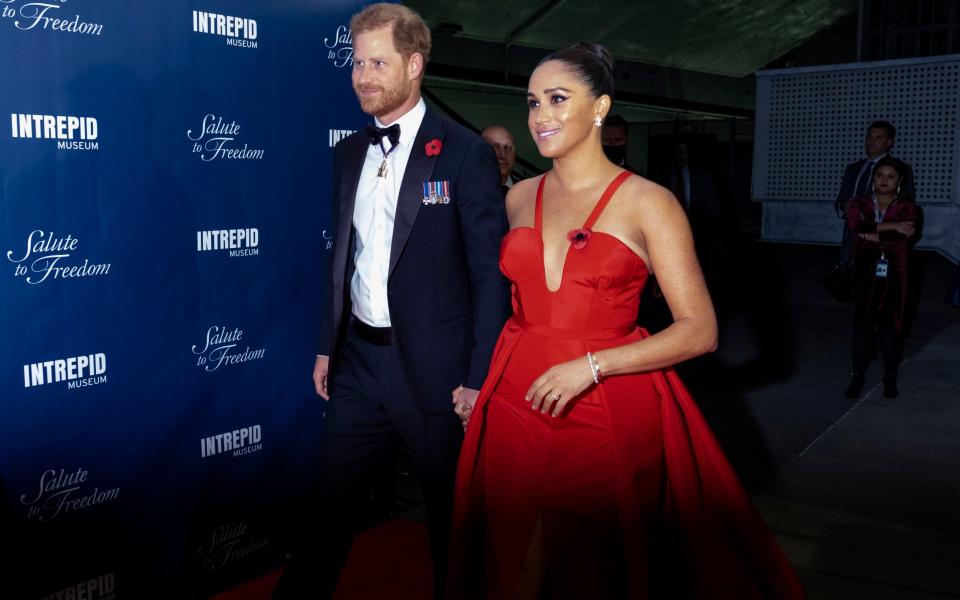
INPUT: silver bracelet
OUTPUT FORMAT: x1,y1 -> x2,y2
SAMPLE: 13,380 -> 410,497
586,352 -> 601,384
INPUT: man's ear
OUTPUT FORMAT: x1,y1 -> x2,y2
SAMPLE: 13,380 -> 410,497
407,52 -> 424,80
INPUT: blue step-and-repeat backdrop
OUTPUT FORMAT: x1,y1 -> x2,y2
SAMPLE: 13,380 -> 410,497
1,1 -> 369,597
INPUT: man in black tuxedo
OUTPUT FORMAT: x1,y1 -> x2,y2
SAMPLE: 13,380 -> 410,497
275,4 -> 509,599
666,140 -> 721,248
834,120 -> 914,264
601,114 -> 643,176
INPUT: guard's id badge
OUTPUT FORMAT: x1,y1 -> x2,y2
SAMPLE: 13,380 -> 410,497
875,258 -> 889,279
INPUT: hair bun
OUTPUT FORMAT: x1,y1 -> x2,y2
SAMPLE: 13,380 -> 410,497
576,42 -> 614,75
538,42 -> 615,99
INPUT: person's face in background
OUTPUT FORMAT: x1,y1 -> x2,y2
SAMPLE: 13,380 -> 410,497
872,165 -> 901,196
672,142 -> 689,170
351,26 -> 421,123
482,126 -> 516,184
527,60 -> 608,160
601,124 -> 626,146
601,124 -> 627,164
865,127 -> 894,159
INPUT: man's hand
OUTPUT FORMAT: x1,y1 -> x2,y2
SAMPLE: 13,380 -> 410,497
452,385 -> 480,430
313,355 -> 330,400
834,199 -> 848,219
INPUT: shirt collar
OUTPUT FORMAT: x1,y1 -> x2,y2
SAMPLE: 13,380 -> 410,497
868,151 -> 889,164
374,97 -> 426,150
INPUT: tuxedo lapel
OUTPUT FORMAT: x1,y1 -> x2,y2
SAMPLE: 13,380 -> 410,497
389,109 -> 442,277
334,135 -> 368,291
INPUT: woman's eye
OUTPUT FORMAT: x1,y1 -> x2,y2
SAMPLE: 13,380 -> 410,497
551,95 -> 567,104
527,99 -> 539,109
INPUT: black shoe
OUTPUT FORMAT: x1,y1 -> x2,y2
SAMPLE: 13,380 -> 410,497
844,372 -> 865,398
883,372 -> 899,398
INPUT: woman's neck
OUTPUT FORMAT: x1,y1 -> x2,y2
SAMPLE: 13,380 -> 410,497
877,192 -> 895,206
550,139 -> 616,193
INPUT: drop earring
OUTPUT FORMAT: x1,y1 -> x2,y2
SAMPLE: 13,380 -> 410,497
594,117 -> 603,128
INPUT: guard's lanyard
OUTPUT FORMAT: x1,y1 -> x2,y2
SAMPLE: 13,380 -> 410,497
871,192 -> 896,265
872,193 -> 896,223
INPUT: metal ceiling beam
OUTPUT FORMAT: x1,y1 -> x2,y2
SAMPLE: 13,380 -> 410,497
506,0 -> 567,42
428,35 -> 755,119
503,0 -> 568,83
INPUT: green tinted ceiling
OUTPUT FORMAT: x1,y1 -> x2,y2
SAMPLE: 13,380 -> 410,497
409,0 -> 856,77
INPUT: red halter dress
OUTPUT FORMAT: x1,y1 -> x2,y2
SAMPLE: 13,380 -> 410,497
449,171 -> 805,600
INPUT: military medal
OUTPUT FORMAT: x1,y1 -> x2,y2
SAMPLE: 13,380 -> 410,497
364,123 -> 400,179
422,180 -> 452,205
376,144 -> 397,178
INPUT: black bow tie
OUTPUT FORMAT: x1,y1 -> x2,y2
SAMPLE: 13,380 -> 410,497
366,123 -> 400,147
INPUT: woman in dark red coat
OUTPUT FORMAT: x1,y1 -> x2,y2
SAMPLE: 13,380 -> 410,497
844,157 -> 918,398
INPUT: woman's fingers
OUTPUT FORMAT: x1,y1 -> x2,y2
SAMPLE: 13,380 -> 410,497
540,392 -> 557,414
527,376 -> 549,410
550,396 -> 570,418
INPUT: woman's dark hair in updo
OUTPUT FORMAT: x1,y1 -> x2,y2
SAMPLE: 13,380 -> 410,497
537,43 -> 614,100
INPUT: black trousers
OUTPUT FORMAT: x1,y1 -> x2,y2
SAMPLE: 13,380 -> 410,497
851,322 -> 901,375
274,325 -> 463,599
839,221 -> 854,265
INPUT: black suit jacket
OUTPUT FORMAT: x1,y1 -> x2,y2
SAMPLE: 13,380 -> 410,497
318,107 -> 511,412
834,156 -> 915,215
666,168 -> 720,232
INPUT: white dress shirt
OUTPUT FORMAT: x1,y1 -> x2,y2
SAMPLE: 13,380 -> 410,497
351,98 -> 426,327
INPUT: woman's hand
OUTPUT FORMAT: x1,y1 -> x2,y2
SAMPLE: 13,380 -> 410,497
526,356 -> 596,417
891,221 -> 915,237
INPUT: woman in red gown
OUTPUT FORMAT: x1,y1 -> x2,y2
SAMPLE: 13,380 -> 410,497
448,43 -> 805,599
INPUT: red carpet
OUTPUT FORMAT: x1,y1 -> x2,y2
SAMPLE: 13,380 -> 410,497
213,517 -> 432,600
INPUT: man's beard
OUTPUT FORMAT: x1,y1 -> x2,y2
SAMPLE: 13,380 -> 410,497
356,80 -> 412,118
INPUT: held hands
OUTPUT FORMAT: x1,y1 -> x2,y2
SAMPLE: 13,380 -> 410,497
452,385 -> 480,430
313,355 -> 330,400
525,356 -> 596,418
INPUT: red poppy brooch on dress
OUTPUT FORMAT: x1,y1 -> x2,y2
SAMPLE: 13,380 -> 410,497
567,228 -> 592,250
425,138 -> 442,157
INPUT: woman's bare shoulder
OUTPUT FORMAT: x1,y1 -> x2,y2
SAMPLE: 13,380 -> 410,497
505,175 -> 542,225
617,174 -> 683,219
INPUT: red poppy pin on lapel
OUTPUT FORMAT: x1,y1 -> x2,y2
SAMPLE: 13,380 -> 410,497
425,138 -> 442,157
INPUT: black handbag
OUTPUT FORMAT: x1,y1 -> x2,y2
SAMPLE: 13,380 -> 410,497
823,262 -> 852,303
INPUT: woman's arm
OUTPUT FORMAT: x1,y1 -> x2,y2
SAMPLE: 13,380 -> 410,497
527,181 -> 717,417
846,197 -> 877,234
595,185 -> 717,376
877,202 -> 918,243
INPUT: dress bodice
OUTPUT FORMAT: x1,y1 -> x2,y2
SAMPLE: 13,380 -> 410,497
499,171 -> 649,333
